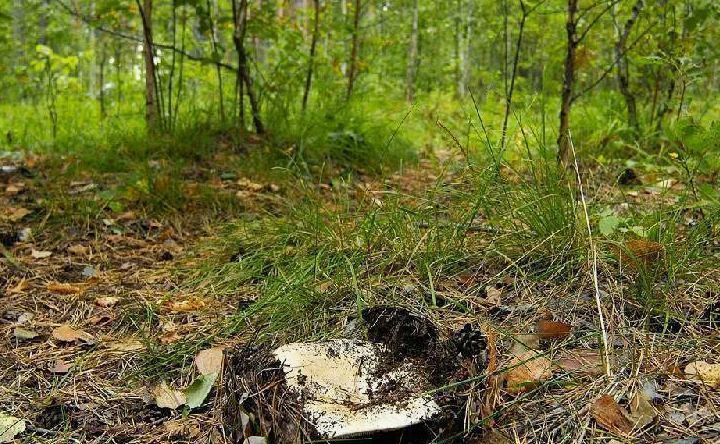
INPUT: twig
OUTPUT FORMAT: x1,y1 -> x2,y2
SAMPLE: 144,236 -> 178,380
52,0 -> 237,72
568,131 -> 611,377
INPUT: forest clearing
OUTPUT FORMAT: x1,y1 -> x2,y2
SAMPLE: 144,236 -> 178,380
1,0 -> 719,443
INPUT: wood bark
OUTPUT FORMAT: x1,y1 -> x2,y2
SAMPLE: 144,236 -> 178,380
138,0 -> 159,130
557,0 -> 578,166
614,0 -> 643,136
232,0 -> 265,134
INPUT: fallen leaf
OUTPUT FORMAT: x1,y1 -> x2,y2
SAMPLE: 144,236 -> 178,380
629,390 -> 656,429
164,419 -> 201,438
616,239 -> 665,270
536,320 -> 572,340
47,282 -> 82,295
0,412 -> 25,443
484,286 -> 502,305
50,360 -> 71,374
8,280 -> 30,295
106,339 -> 145,353
5,183 -> 22,195
160,331 -> 182,344
31,249 -> 52,259
52,324 -> 94,343
185,372 -> 218,409
510,334 -> 540,354
153,382 -> 187,409
67,244 -> 89,255
5,207 -> 31,222
684,361 -> 720,388
13,327 -> 39,341
166,297 -> 206,312
590,394 -> 634,435
244,437 -> 268,444
554,349 -> 605,375
17,311 -> 34,324
94,296 -> 120,308
195,347 -> 224,375
504,350 -> 552,394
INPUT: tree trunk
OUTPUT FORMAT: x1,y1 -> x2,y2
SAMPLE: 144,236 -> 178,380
301,0 -> 320,111
614,0 -> 643,137
557,0 -> 578,166
500,1 -> 528,152
346,0 -> 361,100
405,0 -> 419,102
138,0 -> 159,131
232,0 -> 264,134
207,0 -> 225,123
99,48 -> 106,119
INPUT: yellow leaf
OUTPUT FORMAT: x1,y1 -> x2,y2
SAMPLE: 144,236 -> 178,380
685,361 -> 720,388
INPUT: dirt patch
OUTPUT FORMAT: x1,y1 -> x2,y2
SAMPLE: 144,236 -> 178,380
362,305 -> 438,357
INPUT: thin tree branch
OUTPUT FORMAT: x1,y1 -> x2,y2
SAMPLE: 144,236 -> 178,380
571,23 -> 654,102
576,0 -> 621,44
52,0 -> 237,72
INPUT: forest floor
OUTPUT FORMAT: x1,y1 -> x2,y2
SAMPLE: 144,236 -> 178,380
1,145 -> 719,443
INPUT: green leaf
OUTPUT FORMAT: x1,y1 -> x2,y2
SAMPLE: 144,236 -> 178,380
598,215 -> 620,236
184,372 -> 217,409
35,44 -> 53,56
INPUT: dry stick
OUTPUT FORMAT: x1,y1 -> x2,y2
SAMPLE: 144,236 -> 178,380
568,131 -> 611,377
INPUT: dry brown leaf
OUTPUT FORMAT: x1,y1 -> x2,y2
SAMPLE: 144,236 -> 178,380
52,324 -> 94,343
106,339 -> 145,353
166,297 -> 206,313
504,350 -> 552,394
629,391 -> 656,429
5,206 -> 31,222
47,282 -> 82,295
615,239 -> 665,270
590,395 -> 634,435
67,244 -> 89,256
31,249 -> 52,259
536,320 -> 572,340
684,361 -> 720,388
153,382 -> 186,409
554,349 -> 605,375
5,183 -> 22,195
163,419 -> 201,438
94,296 -> 120,308
50,360 -> 71,374
195,347 -> 224,375
484,286 -> 502,306
8,279 -> 30,294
